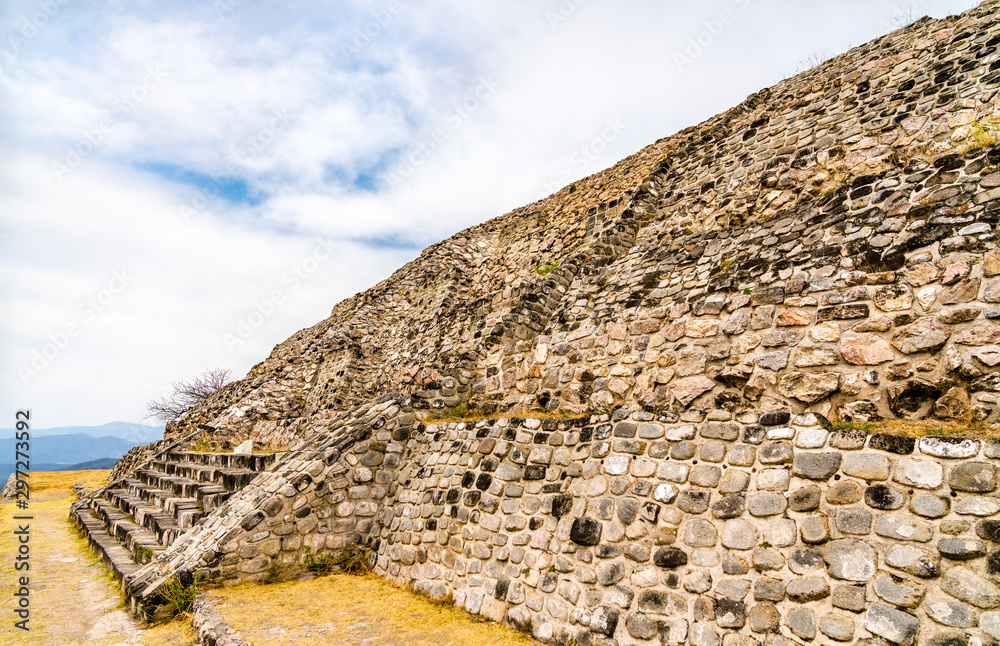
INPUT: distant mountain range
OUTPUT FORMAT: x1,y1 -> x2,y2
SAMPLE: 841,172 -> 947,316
0,421 -> 164,443
0,458 -> 121,484
0,423 -> 161,483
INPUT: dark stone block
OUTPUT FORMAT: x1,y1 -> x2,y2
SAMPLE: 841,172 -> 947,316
590,606 -> 619,637
934,154 -> 965,171
865,484 -> 905,510
978,520 -> 1000,542
817,304 -> 870,321
751,286 -> 785,305
594,424 -> 613,440
475,473 -> 493,491
614,422 -> 637,438
638,590 -> 674,613
678,490 -> 711,514
988,550 -> 1000,575
524,465 -> 546,480
551,494 -> 573,518
923,633 -> 968,646
641,501 -> 660,523
789,486 -> 821,512
494,577 -> 510,600
653,547 -> 688,569
760,411 -> 791,427
743,425 -> 766,444
617,498 -> 639,525
868,433 -> 915,454
712,495 -> 745,518
446,488 -> 461,504
240,511 -> 264,531
461,471 -> 476,487
715,598 -> 746,628
570,517 -> 603,546
262,496 -> 284,517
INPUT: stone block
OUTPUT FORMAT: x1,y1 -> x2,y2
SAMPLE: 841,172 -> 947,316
792,452 -> 842,480
824,538 -> 877,582
950,462 -> 998,493
842,453 -> 890,480
941,566 -> 1000,608
864,603 -> 919,645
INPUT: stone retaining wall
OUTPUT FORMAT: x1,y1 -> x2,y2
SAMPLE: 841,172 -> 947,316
191,595 -> 252,646
130,394 -> 1000,646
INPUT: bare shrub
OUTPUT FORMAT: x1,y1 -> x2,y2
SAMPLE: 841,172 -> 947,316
144,367 -> 231,422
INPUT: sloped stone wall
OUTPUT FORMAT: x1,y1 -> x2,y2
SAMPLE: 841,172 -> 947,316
161,4 -> 1000,445
479,142 -> 1000,424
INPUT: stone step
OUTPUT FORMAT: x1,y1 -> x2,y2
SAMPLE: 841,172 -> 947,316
141,463 -> 261,493
105,488 -> 183,545
121,479 -> 205,529
163,451 -> 279,471
90,498 -> 162,551
87,499 -> 167,562
72,450 -> 282,603
124,476 -> 230,516
71,506 -> 143,588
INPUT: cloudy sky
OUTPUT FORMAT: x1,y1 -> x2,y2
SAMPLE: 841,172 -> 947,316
0,0 -> 980,429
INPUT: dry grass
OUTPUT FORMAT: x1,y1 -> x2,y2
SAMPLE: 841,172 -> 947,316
831,418 -> 997,440
139,618 -> 196,645
207,574 -> 539,646
423,404 -> 589,426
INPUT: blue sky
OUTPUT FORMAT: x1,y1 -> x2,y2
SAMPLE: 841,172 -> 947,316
0,0 -> 981,427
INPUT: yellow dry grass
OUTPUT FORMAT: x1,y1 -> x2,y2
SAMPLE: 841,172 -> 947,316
139,619 -> 196,645
422,405 -> 588,426
830,418 -> 998,440
207,574 -> 540,646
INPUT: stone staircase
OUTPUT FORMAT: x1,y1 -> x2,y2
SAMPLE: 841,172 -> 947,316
72,450 -> 280,588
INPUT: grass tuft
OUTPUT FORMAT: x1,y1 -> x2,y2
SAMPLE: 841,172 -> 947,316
534,261 -> 560,276
332,541 -> 373,575
263,559 -> 287,584
159,577 -> 198,618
